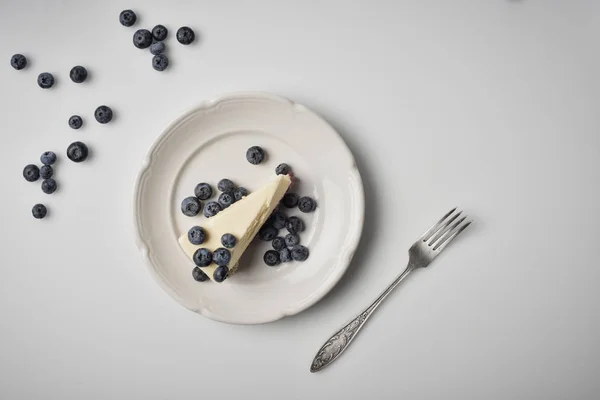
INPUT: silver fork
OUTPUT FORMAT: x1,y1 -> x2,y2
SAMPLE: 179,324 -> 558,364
310,208 -> 472,373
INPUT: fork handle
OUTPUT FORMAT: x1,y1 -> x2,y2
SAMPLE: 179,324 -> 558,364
310,264 -> 416,372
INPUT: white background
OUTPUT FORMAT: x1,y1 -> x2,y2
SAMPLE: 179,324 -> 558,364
1,0 -> 599,399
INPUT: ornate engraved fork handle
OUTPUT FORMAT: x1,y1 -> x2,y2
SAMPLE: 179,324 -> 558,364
310,265 -> 416,373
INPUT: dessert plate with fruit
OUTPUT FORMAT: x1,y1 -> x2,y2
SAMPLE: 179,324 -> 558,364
133,92 -> 364,324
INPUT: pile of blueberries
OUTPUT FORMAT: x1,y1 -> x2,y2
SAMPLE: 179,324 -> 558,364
119,9 -> 196,72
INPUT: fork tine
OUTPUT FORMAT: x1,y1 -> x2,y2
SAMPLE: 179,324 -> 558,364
426,212 -> 463,245
421,208 -> 458,242
433,219 -> 472,252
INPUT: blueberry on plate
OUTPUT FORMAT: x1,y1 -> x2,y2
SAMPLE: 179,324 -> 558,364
275,163 -> 291,175
279,248 -> 292,263
152,54 -> 169,71
217,178 -> 234,192
37,72 -> 54,89
193,248 -> 212,267
94,105 -> 113,124
233,187 -> 249,201
32,203 -> 47,219
68,115 -> 83,129
246,146 -> 265,165
176,26 -> 195,45
10,54 -> 27,70
213,248 -> 231,266
259,225 -> 278,241
150,41 -> 165,55
291,245 -> 309,261
40,165 -> 53,179
192,266 -> 208,282
282,193 -> 299,208
264,250 -> 281,266
152,25 -> 168,41
69,66 -> 88,83
41,178 -> 57,194
272,237 -> 286,251
23,164 -> 40,182
270,211 -> 287,230
133,29 -> 153,49
194,182 -> 213,200
203,201 -> 222,218
286,216 -> 304,234
119,9 -> 137,27
218,191 -> 235,208
213,265 -> 229,283
221,233 -> 236,248
298,196 -> 316,213
181,196 -> 201,217
40,151 -> 57,165
66,141 -> 88,163
285,233 -> 300,247
187,226 -> 206,245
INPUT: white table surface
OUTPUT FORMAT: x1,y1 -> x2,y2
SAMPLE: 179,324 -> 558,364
1,1 -> 599,399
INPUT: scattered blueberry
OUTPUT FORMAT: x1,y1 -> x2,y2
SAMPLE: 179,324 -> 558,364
291,245 -> 309,261
119,9 -> 137,27
246,146 -> 265,165
298,196 -> 316,213
213,265 -> 229,282
68,115 -> 83,130
285,233 -> 300,247
270,211 -> 287,230
181,196 -> 201,217
40,151 -> 56,165
23,164 -> 40,182
41,178 -> 57,194
133,29 -> 153,49
32,204 -> 47,219
275,163 -> 291,175
217,179 -> 234,192
221,233 -> 237,248
193,248 -> 212,267
187,226 -> 206,245
69,66 -> 88,83
272,237 -> 286,251
259,225 -> 278,241
213,248 -> 231,266
152,25 -> 168,41
94,105 -> 113,124
282,193 -> 299,208
218,192 -> 235,208
176,26 -> 195,45
233,187 -> 249,201
279,248 -> 292,262
37,72 -> 54,89
10,54 -> 27,70
194,182 -> 213,200
203,201 -> 222,218
40,165 -> 53,179
192,266 -> 208,282
263,250 -> 281,266
150,41 -> 165,55
66,141 -> 88,163
286,216 -> 305,234
152,54 -> 169,71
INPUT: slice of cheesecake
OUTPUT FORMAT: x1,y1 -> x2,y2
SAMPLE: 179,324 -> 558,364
178,174 -> 292,281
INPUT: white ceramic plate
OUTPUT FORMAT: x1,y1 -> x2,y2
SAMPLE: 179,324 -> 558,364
133,92 -> 364,324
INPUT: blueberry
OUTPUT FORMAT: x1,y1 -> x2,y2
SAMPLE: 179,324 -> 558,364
150,41 -> 165,55
40,165 -> 53,179
213,265 -> 229,283
193,248 -> 212,267
40,151 -> 57,165
259,225 -> 278,241
176,26 -> 195,45
152,54 -> 169,71
152,25 -> 168,41
279,248 -> 292,263
217,179 -> 234,192
282,193 -> 299,208
221,233 -> 237,248
23,164 -> 40,182
291,245 -> 309,261
37,72 -> 54,89
286,216 -> 304,234
66,141 -> 88,163
181,196 -> 201,217
246,146 -> 265,165
203,201 -> 222,218
69,66 -> 88,83
32,204 -> 47,219
298,196 -> 316,213
263,250 -> 281,266
94,105 -> 113,124
275,163 -> 291,175
133,29 -> 153,49
194,182 -> 212,200
233,187 -> 249,201
213,248 -> 231,266
192,266 -> 208,282
270,211 -> 287,229
10,54 -> 27,70
272,237 -> 286,251
187,226 -> 206,245
68,115 -> 83,129
218,191 -> 235,208
119,9 -> 137,27
285,233 -> 300,247
41,178 -> 57,194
